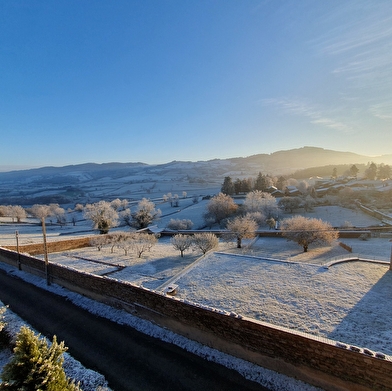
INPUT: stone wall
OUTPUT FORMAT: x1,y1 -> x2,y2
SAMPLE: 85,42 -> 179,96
0,246 -> 391,391
357,203 -> 392,225
4,236 -> 93,255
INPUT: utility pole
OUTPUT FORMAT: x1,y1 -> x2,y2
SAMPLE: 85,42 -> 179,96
41,218 -> 50,285
390,239 -> 392,271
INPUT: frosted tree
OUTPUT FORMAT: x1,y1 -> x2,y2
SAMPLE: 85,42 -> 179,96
131,198 -> 161,229
172,194 -> 179,207
163,193 -> 173,206
226,215 -> 258,248
30,204 -> 52,223
74,203 -> 84,212
166,219 -> 193,230
84,201 -> 119,234
6,205 -> 26,223
280,216 -> 338,252
244,191 -> 280,221
297,180 -> 309,195
192,233 -> 219,254
171,234 -> 193,257
50,204 -> 66,226
110,198 -> 122,210
204,193 -> 238,225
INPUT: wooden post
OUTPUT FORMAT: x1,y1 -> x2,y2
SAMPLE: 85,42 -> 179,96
390,240 -> 392,271
41,218 -> 50,285
15,230 -> 21,270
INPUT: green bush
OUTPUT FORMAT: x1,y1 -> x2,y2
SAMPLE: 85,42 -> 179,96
0,326 -> 81,390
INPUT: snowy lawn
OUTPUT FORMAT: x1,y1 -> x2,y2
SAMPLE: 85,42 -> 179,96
282,205 -> 382,228
48,236 -> 200,290
174,250 -> 392,355
40,234 -> 392,356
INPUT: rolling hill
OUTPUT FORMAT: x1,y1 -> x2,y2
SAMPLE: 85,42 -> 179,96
1,147 -> 391,206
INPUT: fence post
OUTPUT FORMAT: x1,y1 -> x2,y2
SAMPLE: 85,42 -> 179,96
15,230 -> 21,270
41,218 -> 50,285
390,240 -> 392,271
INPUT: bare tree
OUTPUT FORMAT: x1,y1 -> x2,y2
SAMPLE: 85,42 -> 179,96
171,234 -> 193,257
84,201 -> 119,234
90,235 -> 108,251
131,198 -> 161,229
116,233 -> 133,255
130,232 -> 158,258
226,216 -> 257,248
107,231 -> 129,253
280,216 -> 338,252
192,233 -> 219,255
205,193 -> 238,225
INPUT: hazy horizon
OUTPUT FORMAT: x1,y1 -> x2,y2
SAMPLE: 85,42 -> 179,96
1,145 -> 392,173
1,1 -> 392,168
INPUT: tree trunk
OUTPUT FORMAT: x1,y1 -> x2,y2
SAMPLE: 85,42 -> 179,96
237,237 -> 242,248
303,245 -> 308,252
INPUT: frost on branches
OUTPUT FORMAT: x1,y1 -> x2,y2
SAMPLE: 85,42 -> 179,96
280,215 -> 338,252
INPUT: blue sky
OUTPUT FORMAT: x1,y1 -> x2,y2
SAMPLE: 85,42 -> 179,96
1,0 -> 392,170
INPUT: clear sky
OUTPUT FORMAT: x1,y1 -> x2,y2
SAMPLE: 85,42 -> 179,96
1,0 -> 392,170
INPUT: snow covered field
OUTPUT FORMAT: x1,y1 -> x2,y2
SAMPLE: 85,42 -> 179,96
39,235 -> 392,356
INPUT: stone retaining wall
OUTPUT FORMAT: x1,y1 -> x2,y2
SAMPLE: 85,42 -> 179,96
5,236 -> 94,255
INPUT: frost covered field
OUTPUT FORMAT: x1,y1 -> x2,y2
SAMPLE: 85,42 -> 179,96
42,235 -> 392,356
175,248 -> 392,354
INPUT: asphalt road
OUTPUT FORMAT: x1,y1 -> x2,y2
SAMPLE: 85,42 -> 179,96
0,269 -> 271,391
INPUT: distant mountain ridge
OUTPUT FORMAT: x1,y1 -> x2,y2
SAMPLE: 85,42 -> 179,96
1,147 -> 391,205
1,146 -> 391,178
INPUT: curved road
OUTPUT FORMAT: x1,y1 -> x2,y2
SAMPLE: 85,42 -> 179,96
0,269 -> 270,391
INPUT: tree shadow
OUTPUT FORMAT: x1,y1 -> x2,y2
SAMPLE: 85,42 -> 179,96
328,268 -> 392,355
